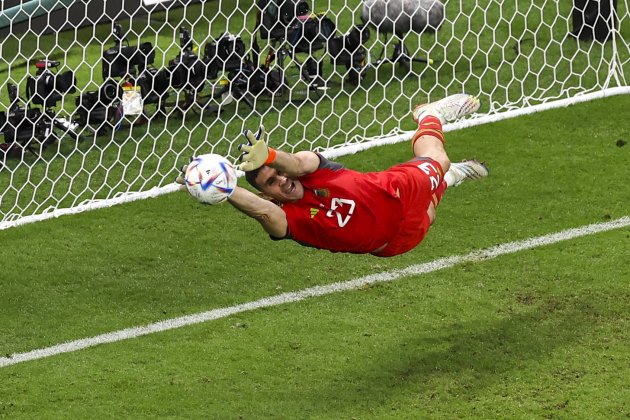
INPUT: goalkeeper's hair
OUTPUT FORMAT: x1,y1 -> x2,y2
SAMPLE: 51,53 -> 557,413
244,167 -> 264,191
244,167 -> 278,203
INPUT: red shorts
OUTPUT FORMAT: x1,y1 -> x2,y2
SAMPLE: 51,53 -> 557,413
373,158 -> 447,257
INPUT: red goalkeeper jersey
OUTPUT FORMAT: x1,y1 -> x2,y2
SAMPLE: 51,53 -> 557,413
280,156 -> 408,254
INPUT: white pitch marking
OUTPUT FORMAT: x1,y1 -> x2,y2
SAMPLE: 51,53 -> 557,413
1,216 -> 628,368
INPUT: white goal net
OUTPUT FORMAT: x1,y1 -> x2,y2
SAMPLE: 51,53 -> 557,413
0,0 -> 628,228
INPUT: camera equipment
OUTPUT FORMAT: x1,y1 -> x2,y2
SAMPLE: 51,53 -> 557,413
288,14 -> 336,89
25,59 -> 81,145
127,66 -> 171,119
202,32 -> 270,113
203,62 -> 285,117
360,0 -> 440,72
201,40 -> 286,116
101,78 -> 122,103
255,0 -> 337,93
203,33 -> 247,79
1,64 -> 82,163
258,0 -> 310,41
203,33 -> 286,112
230,62 -> 284,105
98,23 -> 167,120
26,60 -> 76,108
328,24 -> 370,84
0,83 -> 45,158
102,23 -> 156,79
289,14 -> 336,54
74,79 -> 122,132
168,27 -> 207,94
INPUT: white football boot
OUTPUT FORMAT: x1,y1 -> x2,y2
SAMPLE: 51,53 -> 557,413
412,93 -> 480,124
445,160 -> 489,187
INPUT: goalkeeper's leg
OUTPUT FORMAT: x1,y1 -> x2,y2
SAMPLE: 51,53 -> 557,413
411,113 -> 451,172
410,93 -> 481,172
411,115 -> 489,187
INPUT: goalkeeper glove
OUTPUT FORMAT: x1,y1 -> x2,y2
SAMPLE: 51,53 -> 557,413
175,158 -> 192,186
237,125 -> 277,172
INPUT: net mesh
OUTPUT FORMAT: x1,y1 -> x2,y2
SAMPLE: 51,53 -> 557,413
0,0 -> 628,225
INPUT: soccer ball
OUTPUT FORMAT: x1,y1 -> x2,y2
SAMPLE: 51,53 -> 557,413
184,154 -> 237,204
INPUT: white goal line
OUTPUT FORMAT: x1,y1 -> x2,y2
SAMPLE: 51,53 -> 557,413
1,215 -> 628,368
1,87 -> 629,232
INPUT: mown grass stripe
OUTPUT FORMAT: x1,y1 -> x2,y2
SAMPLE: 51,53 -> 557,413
1,216 -> 628,368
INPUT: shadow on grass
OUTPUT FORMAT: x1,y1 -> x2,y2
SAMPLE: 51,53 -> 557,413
308,294 -> 612,415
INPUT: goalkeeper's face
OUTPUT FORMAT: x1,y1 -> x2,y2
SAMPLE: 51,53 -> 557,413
254,166 -> 304,202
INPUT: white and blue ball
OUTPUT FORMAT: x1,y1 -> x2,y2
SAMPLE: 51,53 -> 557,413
185,153 -> 237,204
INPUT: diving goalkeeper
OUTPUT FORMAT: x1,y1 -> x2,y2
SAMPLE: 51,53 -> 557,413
181,93 -> 488,257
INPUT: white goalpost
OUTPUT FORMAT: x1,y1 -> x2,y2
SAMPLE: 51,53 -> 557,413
0,0 -> 627,230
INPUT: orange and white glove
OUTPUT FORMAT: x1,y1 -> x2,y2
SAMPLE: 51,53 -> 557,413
237,125 -> 277,172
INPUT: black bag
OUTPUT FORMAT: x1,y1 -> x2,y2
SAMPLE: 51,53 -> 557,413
257,0 -> 310,41
571,0 -> 618,42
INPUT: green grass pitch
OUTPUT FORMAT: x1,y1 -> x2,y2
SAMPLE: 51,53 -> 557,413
0,95 -> 628,418
0,0 -> 629,416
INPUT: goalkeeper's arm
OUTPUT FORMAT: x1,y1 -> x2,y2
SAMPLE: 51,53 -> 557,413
228,186 -> 288,238
266,150 -> 320,178
238,126 -> 319,176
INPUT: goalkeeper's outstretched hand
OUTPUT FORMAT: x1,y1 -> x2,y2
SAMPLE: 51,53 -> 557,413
175,158 -> 191,189
237,125 -> 275,172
